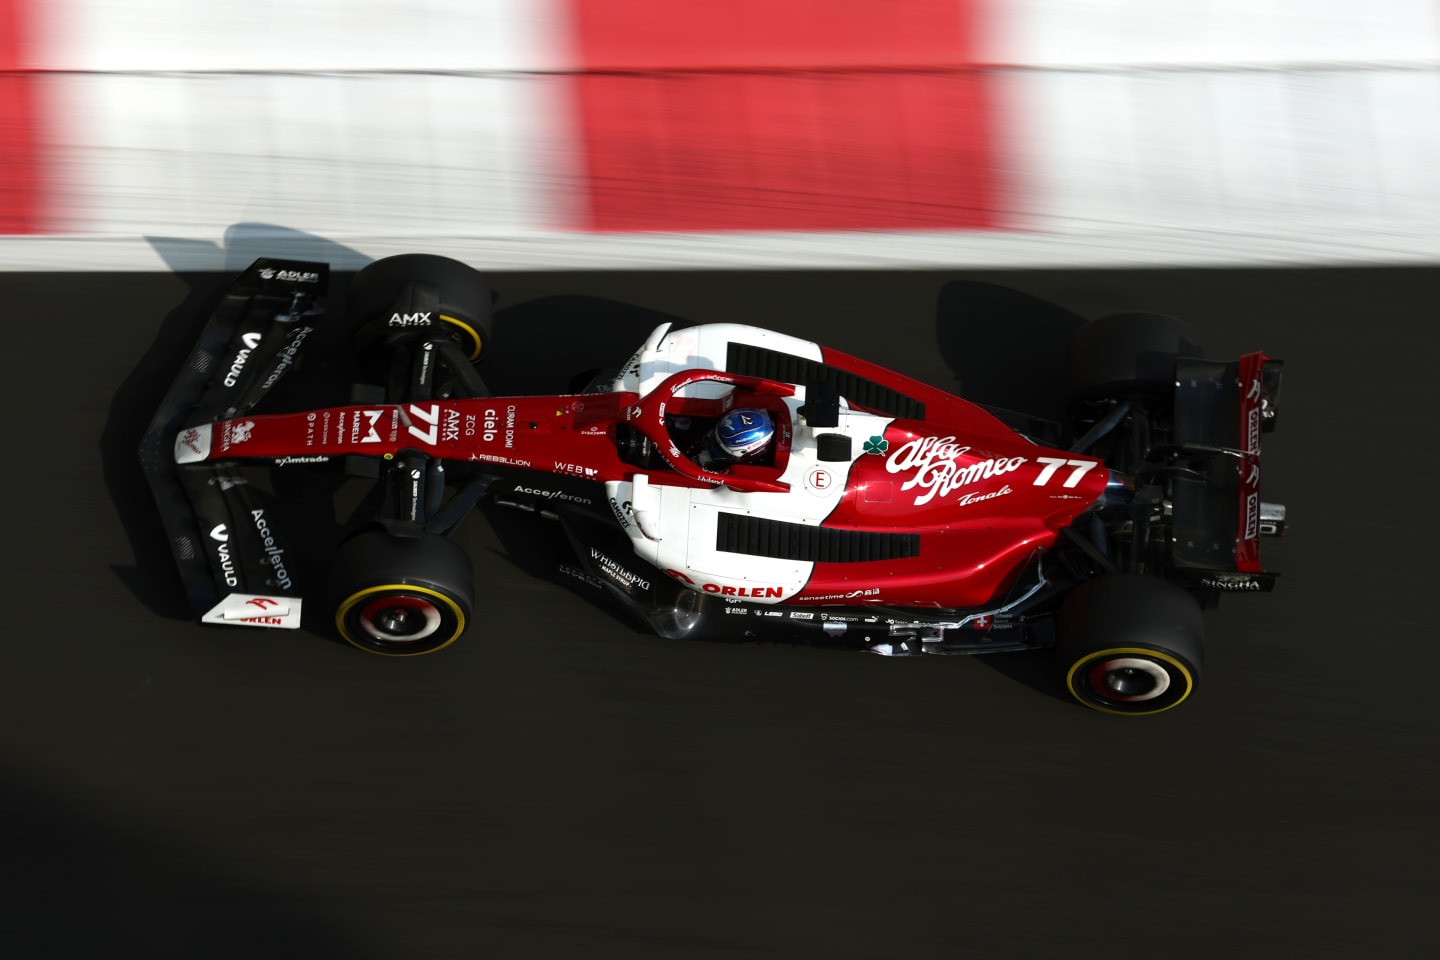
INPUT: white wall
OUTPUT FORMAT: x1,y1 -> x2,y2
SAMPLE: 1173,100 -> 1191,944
4,0 -> 1438,269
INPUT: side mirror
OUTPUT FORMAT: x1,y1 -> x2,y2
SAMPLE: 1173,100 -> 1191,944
816,433 -> 852,462
800,380 -> 841,428
630,473 -> 664,541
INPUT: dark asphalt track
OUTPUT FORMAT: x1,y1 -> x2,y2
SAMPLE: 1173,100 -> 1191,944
3,263 -> 1437,958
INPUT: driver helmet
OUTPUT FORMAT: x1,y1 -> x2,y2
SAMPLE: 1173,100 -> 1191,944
707,408 -> 775,462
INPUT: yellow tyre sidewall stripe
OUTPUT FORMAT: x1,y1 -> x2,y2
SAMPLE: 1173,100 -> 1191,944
439,314 -> 483,360
335,584 -> 467,656
1065,646 -> 1196,716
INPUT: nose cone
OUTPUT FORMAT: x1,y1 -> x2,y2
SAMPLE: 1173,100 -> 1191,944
175,424 -> 212,463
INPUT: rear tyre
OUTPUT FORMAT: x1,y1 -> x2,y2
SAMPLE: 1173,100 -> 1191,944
347,254 -> 493,362
1067,312 -> 1204,404
328,528 -> 476,656
1057,574 -> 1204,716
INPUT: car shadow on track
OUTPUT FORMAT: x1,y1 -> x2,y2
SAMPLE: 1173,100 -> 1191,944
102,226 -> 371,622
933,278 -> 1088,426
483,293 -> 693,396
933,280 -> 1092,708
973,649 -> 1080,708
102,269 -> 234,620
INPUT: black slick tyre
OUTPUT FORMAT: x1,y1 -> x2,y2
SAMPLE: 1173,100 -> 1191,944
347,253 -> 493,361
328,528 -> 476,656
1057,574 -> 1204,716
1066,312 -> 1204,404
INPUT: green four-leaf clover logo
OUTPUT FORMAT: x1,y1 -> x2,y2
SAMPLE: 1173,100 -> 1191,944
863,436 -> 889,455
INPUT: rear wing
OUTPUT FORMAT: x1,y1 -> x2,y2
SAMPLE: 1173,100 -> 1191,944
139,259 -> 330,626
1169,351 -> 1285,591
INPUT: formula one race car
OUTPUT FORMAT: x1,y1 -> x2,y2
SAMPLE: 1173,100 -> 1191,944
141,255 -> 1286,715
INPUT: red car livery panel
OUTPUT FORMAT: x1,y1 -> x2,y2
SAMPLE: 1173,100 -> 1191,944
177,393 -> 639,475
1234,351 -> 1268,573
797,423 -> 1106,608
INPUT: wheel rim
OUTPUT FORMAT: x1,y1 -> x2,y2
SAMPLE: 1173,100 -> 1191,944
1066,646 -> 1195,715
336,584 -> 467,656
1088,656 -> 1171,702
358,594 -> 443,643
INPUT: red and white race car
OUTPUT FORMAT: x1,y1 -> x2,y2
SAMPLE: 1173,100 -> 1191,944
143,255 -> 1285,715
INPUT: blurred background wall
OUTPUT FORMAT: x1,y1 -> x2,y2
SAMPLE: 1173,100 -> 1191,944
2,0 -> 1438,269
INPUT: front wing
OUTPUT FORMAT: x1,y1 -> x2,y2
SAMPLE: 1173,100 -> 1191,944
139,259 -> 331,626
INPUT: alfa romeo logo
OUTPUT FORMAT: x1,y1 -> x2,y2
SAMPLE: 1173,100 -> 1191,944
863,436 -> 889,455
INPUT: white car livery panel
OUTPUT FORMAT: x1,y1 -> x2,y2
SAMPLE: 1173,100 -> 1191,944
612,322 -> 825,399
609,393 -> 896,603
201,593 -> 304,629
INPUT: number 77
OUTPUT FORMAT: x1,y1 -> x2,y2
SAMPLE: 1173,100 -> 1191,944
1033,457 -> 1099,488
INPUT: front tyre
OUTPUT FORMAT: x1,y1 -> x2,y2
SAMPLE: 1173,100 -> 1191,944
1057,574 -> 1204,716
328,529 -> 475,656
347,253 -> 493,362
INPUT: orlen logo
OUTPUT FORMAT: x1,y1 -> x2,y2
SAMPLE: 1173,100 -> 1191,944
209,524 -> 238,587
702,583 -> 783,599
223,331 -> 264,387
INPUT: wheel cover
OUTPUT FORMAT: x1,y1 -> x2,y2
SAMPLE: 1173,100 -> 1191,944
335,584 -> 467,656
1088,656 -> 1171,701
358,594 -> 443,642
1066,646 -> 1195,716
